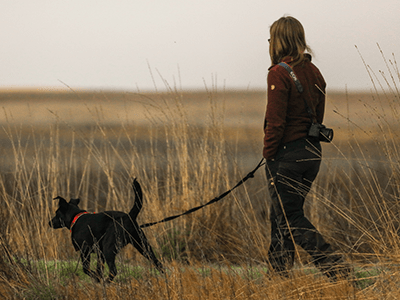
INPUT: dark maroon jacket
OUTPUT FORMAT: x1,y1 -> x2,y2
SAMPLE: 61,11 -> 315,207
263,55 -> 326,160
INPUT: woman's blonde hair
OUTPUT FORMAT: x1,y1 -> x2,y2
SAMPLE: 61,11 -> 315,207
269,16 -> 312,66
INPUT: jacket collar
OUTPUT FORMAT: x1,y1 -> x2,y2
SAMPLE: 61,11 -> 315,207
269,54 -> 312,70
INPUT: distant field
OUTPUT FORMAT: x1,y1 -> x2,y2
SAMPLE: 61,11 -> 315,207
0,89 -> 393,163
0,89 -> 387,128
0,89 -> 389,146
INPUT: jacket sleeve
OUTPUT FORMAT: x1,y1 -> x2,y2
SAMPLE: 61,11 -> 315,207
263,68 -> 290,160
315,80 -> 326,124
310,63 -> 326,125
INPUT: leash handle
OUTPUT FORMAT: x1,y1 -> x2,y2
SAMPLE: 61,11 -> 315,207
140,158 -> 265,228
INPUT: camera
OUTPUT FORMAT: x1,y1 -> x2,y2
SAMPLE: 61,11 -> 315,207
308,123 -> 334,143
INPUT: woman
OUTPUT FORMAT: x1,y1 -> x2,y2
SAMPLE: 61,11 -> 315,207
263,16 -> 348,279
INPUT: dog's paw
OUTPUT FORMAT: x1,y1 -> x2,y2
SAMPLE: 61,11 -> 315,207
105,277 -> 115,284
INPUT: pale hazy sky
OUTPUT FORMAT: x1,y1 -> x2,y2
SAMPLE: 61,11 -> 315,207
1,0 -> 399,92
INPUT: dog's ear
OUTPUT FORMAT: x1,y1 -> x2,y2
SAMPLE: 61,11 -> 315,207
53,196 -> 68,207
69,198 -> 80,206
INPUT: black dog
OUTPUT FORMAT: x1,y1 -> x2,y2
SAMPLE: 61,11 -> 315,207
49,178 -> 163,282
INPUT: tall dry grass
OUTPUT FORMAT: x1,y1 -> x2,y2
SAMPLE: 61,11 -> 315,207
1,50 -> 400,298
309,48 -> 400,261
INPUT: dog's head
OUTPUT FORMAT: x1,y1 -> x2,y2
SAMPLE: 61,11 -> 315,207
49,196 -> 81,229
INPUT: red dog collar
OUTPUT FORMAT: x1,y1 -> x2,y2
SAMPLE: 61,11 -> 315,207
70,212 -> 91,233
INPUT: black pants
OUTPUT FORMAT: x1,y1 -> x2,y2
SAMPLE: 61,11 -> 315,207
266,138 -> 332,272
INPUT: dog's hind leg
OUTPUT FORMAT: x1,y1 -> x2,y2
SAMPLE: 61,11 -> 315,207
131,230 -> 164,272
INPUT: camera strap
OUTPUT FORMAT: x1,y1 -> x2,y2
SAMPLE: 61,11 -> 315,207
277,62 -> 316,124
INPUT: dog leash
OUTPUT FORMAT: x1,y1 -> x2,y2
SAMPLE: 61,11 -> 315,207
140,158 -> 265,228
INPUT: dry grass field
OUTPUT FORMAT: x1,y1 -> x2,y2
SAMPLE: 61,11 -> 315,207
1,81 -> 400,299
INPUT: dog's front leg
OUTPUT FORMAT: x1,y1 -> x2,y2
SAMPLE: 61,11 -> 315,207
80,250 -> 98,281
103,251 -> 118,282
95,251 -> 105,281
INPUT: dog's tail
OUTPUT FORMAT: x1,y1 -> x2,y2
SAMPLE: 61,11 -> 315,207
129,178 -> 143,220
